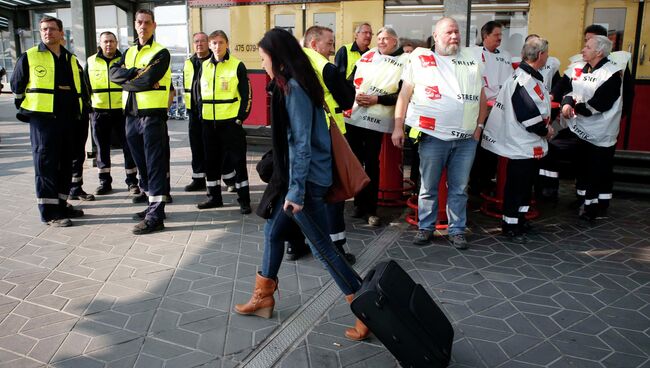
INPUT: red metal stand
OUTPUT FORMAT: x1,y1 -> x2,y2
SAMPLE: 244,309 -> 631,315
378,133 -> 413,206
480,156 -> 539,220
406,170 -> 448,230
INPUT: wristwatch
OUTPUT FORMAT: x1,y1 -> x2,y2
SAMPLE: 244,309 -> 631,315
477,123 -> 485,129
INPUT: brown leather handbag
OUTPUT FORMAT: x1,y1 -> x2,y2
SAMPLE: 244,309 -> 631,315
323,105 -> 370,203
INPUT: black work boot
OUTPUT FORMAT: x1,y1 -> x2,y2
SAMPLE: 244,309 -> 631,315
198,187 -> 223,209
184,179 -> 206,192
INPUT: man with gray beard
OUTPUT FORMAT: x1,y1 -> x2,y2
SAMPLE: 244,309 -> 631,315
392,17 -> 488,249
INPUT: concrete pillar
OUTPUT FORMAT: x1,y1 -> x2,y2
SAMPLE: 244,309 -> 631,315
70,0 -> 97,67
126,10 -> 134,42
7,17 -> 19,60
444,0 -> 470,47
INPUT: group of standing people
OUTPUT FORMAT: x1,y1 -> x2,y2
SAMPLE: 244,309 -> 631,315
12,10 -> 254,234
13,10 -> 173,234
10,10 -> 627,344
234,17 -> 627,343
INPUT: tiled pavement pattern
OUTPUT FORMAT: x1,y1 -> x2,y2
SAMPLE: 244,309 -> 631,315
1,95 -> 649,367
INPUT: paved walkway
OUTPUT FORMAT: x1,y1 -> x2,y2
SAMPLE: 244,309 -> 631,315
0,95 -> 649,368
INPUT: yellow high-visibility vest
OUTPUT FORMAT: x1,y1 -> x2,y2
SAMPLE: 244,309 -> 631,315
122,41 -> 171,112
344,43 -> 362,80
87,52 -> 122,110
21,46 -> 82,115
303,47 -> 345,133
200,56 -> 242,121
183,58 -> 194,110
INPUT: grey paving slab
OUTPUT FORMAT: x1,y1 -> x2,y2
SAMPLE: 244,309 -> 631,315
2,96 -> 650,367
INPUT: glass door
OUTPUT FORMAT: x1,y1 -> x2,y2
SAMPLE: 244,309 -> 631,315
635,4 -> 650,79
585,0 -> 639,53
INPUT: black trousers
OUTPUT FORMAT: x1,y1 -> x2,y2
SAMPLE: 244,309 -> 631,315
345,124 -> 383,215
578,141 -> 615,217
126,114 -> 168,222
470,144 -> 498,194
70,114 -> 89,193
29,116 -> 74,222
502,158 -> 538,233
188,110 -> 205,181
537,129 -> 585,198
202,119 -> 250,204
91,110 -> 138,186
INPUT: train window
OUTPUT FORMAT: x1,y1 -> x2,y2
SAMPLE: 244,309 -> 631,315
385,12 -> 443,47
593,8 -> 626,51
274,14 -> 296,35
470,11 -> 528,57
314,13 -> 336,34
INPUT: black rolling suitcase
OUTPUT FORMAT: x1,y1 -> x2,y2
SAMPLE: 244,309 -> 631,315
283,208 -> 453,367
350,260 -> 454,368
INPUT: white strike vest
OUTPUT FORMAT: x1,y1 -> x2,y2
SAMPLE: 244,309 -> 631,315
403,47 -> 483,141
347,48 -> 408,133
565,59 -> 623,147
482,66 -> 551,159
472,46 -> 513,101
539,56 -> 560,92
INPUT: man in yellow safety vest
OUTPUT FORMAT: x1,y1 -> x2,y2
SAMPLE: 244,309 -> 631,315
110,8 -> 171,235
11,16 -> 85,227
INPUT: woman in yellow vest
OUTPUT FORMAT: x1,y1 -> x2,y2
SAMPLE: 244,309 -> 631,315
197,30 -> 252,214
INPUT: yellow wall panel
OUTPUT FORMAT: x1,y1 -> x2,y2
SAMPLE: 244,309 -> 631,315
341,0 -> 384,47
229,5 -> 269,66
529,0 -> 586,74
189,7 -> 202,39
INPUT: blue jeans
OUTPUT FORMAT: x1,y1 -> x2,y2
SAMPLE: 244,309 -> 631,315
418,135 -> 478,235
261,182 -> 361,295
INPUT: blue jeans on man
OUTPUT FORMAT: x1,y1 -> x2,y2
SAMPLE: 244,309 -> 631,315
418,134 -> 478,237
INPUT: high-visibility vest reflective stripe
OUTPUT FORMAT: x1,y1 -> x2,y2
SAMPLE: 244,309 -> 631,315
344,43 -> 362,80
404,47 -> 483,141
481,66 -> 551,159
566,59 -> 623,147
21,46 -> 82,114
303,47 -> 345,133
200,56 -> 241,121
122,42 -> 171,111
183,58 -> 193,110
348,47 -> 408,133
87,53 -> 122,110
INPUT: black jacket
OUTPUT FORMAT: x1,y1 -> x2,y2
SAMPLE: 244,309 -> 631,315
255,80 -> 290,219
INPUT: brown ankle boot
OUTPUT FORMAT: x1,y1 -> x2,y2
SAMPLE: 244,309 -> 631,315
234,273 -> 278,319
344,294 -> 370,341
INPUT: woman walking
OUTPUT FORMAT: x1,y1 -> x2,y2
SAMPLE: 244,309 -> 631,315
234,28 -> 368,341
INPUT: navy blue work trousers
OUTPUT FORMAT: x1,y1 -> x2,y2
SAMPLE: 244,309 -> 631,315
126,114 -> 168,222
92,110 -> 138,186
29,116 -> 74,222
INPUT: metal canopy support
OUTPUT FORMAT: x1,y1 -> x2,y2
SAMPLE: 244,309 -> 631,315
70,0 -> 96,66
443,0 -> 470,47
